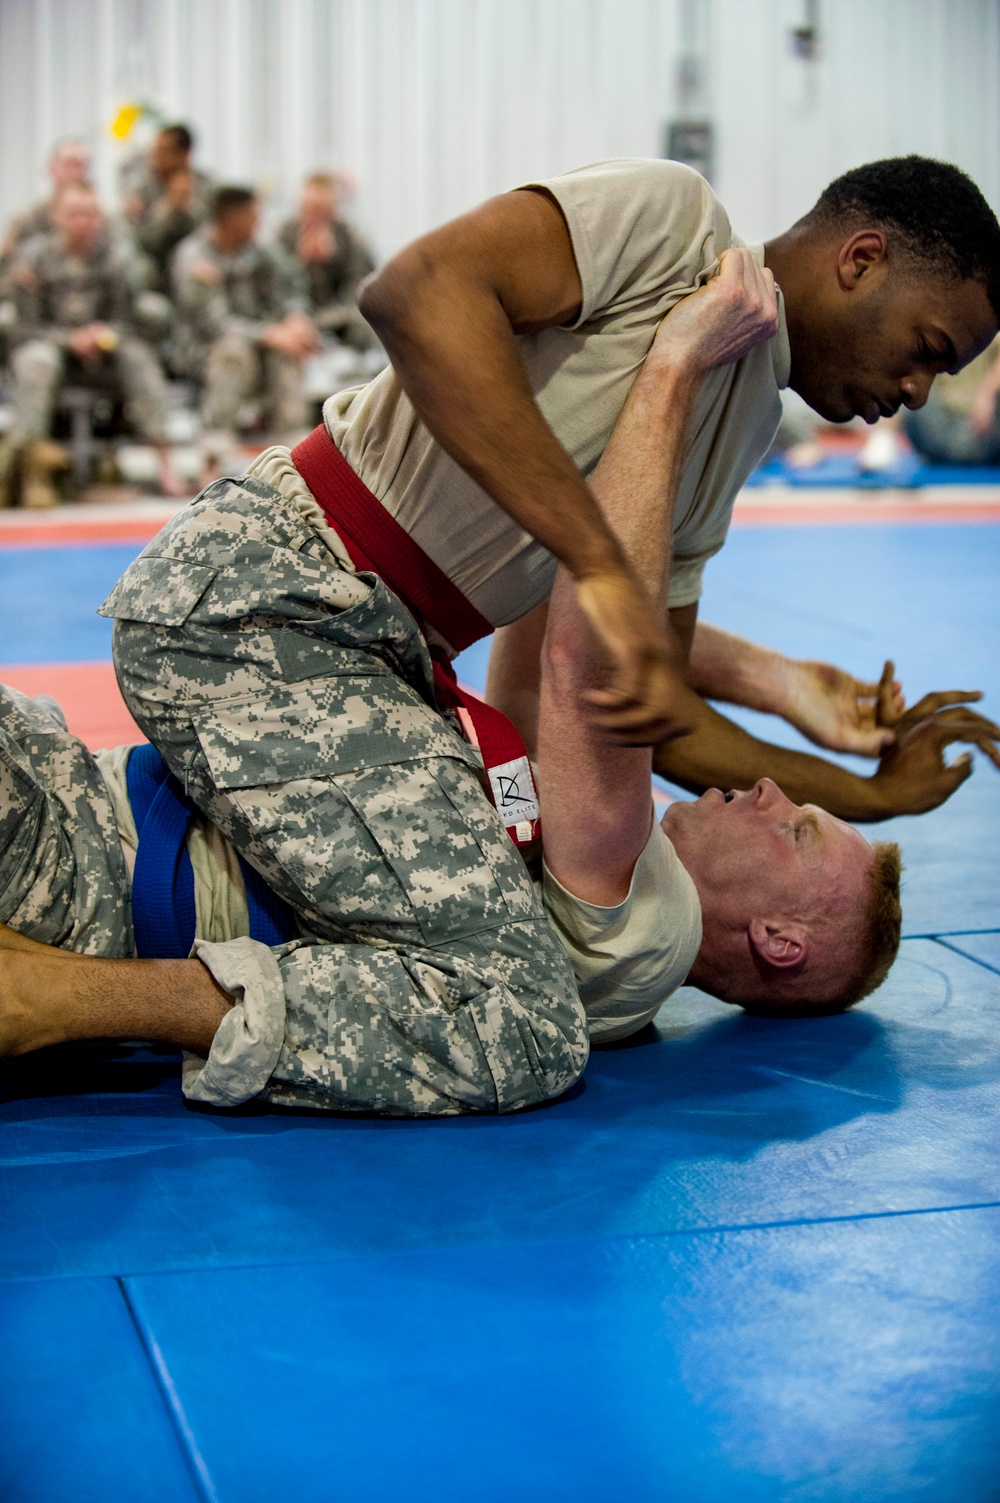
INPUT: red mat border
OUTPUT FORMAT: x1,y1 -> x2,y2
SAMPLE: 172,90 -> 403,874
2,500 -> 999,550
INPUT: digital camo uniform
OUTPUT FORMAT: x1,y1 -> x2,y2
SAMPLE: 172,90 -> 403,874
172,229 -> 310,438
8,232 -> 171,443
101,472 -> 588,1117
1,200 -> 62,290
0,686 -> 132,957
127,164 -> 215,294
276,216 -> 377,350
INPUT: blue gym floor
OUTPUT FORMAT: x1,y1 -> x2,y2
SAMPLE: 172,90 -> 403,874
2,513 -> 999,1501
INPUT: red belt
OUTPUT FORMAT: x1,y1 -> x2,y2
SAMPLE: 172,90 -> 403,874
291,424 -> 541,855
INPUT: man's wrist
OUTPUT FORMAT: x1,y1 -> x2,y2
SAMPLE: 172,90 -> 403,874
855,774 -> 896,822
711,640 -> 792,715
630,351 -> 703,402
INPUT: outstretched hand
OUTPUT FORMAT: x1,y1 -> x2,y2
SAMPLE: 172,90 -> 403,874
867,690 -> 1000,817
575,571 -> 695,745
784,657 -> 904,756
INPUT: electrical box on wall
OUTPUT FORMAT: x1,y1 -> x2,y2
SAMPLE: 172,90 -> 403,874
664,119 -> 714,183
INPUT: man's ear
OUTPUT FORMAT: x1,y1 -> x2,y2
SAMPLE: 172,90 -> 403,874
836,229 -> 888,292
748,917 -> 808,971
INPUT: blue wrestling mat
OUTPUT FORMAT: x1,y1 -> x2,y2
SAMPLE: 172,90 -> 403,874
746,450 -> 1000,488
2,520 -> 999,1501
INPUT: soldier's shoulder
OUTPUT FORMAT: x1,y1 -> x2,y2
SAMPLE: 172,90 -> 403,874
254,239 -> 289,272
15,201 -> 52,238
104,237 -> 134,272
173,229 -> 211,271
22,231 -> 60,270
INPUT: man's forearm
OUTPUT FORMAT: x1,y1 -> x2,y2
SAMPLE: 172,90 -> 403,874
654,696 -> 886,820
689,621 -> 791,714
538,360 -> 703,902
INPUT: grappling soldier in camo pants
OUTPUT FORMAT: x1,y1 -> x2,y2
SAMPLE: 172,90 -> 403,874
96,472 -> 587,1116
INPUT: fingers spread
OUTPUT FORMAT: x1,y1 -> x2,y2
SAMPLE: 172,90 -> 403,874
904,688 -> 983,722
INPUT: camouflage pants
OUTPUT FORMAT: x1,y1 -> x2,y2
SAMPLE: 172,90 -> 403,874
0,685 -> 133,956
202,333 -> 307,438
103,475 -> 587,1116
10,336 -> 169,443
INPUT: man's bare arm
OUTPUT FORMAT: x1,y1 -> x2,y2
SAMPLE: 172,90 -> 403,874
537,338 -> 712,903
362,199 -> 776,742
654,687 -> 1000,820
689,621 -> 907,755
492,600 -> 998,819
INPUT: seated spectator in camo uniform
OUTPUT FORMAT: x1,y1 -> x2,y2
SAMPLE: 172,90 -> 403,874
172,186 -> 319,466
120,123 -> 215,297
2,183 -> 180,507
276,172 -> 378,351
0,139 -> 93,277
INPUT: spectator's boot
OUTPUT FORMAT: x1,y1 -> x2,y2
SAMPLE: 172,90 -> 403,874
20,440 -> 69,509
0,439 -> 20,508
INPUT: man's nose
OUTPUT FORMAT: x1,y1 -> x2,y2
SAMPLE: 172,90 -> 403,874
900,372 -> 933,411
753,776 -> 794,810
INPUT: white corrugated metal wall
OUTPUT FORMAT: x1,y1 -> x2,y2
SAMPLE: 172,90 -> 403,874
0,0 -> 998,258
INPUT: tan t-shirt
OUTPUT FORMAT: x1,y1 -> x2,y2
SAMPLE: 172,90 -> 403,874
323,158 -> 790,623
542,815 -> 702,1042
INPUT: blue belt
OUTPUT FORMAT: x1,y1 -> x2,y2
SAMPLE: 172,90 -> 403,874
126,742 -> 295,959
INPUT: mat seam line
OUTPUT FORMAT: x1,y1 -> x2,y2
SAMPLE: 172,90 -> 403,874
4,1198 -> 993,1288
905,928 -> 1000,940
116,1275 -> 220,1503
929,937 -> 1000,977
103,1197 -> 1000,1275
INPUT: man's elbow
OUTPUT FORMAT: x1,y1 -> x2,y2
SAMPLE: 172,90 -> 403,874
358,250 -> 430,345
356,266 -> 395,338
541,623 -> 590,704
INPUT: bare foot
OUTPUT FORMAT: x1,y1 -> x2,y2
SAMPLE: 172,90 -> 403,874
0,943 -> 69,1055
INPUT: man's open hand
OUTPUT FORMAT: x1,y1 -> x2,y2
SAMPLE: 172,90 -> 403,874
646,247 -> 780,377
785,656 -> 904,756
575,571 -> 694,745
68,323 -> 116,361
164,168 -> 195,213
867,690 -> 1000,816
261,312 -> 320,359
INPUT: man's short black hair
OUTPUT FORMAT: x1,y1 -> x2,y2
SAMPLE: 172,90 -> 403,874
212,185 -> 257,221
160,123 -> 194,154
806,155 -> 1000,319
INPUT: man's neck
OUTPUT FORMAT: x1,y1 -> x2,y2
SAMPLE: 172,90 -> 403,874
212,228 -> 250,256
61,235 -> 96,260
762,224 -> 819,380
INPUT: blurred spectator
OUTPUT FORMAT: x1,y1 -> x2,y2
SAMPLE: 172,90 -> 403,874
2,184 -> 179,507
903,335 -> 1000,465
276,171 -> 377,350
1,139 -> 92,264
122,124 -> 214,294
172,185 -> 318,458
